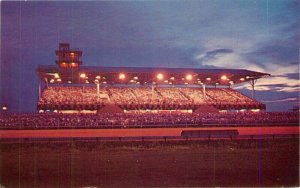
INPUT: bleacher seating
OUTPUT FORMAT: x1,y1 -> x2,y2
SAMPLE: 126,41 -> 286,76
38,86 -> 264,111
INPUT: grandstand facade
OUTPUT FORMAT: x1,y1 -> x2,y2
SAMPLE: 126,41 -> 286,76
36,43 -> 270,113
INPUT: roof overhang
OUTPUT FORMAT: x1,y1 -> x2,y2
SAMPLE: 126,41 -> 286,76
36,65 -> 270,86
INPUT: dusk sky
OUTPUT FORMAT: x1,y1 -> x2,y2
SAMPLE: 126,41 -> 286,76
1,0 -> 299,112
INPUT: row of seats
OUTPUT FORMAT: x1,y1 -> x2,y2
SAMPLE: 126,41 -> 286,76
38,86 -> 262,110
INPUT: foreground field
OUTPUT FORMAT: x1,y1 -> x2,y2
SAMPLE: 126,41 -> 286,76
0,139 -> 299,187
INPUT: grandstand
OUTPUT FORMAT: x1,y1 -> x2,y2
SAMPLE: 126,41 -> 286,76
36,43 -> 269,113
1,43 -> 299,130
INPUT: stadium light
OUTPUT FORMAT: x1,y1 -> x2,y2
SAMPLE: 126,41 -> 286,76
186,74 -> 193,81
2,106 -> 7,111
119,73 -> 126,80
80,73 -> 86,78
164,80 -> 168,83
240,78 -> 245,81
216,82 -> 219,85
94,79 -> 99,84
229,81 -> 234,85
61,62 -> 67,68
133,76 -> 138,80
221,75 -> 227,81
57,78 -> 62,82
85,80 -> 89,84
53,73 -> 60,79
68,81 -> 72,84
206,77 -> 211,81
50,79 -> 55,83
70,62 -> 78,68
246,76 -> 250,79
157,73 -> 164,80
170,77 -> 175,80
95,75 -> 101,79
70,52 -> 75,56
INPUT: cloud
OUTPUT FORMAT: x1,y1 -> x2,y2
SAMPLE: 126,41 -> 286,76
284,73 -> 299,80
262,97 -> 298,103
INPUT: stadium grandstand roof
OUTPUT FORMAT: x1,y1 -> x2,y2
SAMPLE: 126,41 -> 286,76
36,65 -> 270,86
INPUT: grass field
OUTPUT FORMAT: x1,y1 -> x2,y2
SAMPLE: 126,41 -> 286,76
0,139 -> 299,187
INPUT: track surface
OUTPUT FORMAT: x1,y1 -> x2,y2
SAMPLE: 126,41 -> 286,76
0,126 -> 298,139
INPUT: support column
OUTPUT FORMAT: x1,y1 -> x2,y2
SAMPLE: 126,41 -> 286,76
38,81 -> 42,100
203,84 -> 206,101
96,83 -> 100,98
151,84 -> 154,99
249,79 -> 256,99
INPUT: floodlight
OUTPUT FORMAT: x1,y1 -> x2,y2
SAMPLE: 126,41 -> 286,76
80,73 -> 86,78
133,76 -> 138,80
186,74 -> 193,81
206,77 -> 211,81
157,73 -> 164,80
119,73 -> 126,80
240,78 -> 245,81
221,75 -> 227,80
53,73 -> 60,79
95,76 -> 101,79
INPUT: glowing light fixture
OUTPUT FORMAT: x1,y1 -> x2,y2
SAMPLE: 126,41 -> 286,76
240,78 -> 245,81
80,73 -> 86,78
206,77 -> 211,81
53,73 -> 60,79
95,76 -> 101,79
157,73 -> 164,80
186,74 -> 193,81
133,76 -> 138,80
221,75 -> 227,80
119,73 -> 126,80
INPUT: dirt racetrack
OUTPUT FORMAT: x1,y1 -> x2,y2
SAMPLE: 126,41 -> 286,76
0,126 -> 299,139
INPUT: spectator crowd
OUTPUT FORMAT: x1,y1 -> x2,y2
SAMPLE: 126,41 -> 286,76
0,112 -> 298,129
38,86 -> 264,110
